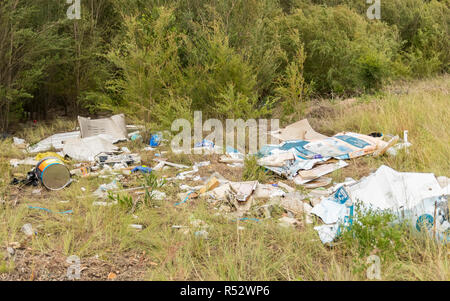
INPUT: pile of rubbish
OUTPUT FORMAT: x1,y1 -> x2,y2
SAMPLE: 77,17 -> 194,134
257,119 -> 402,186
10,114 -> 146,190
8,115 -> 449,245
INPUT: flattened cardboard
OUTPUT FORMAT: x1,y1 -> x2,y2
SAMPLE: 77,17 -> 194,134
78,114 -> 127,140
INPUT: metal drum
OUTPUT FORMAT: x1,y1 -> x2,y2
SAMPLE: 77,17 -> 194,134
35,157 -> 71,190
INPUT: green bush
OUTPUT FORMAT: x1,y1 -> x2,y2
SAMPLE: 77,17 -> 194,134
281,5 -> 402,94
340,203 -> 409,260
310,0 -> 450,77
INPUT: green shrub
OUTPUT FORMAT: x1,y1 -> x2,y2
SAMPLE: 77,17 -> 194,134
242,156 -> 268,182
281,5 -> 402,95
340,203 -> 409,260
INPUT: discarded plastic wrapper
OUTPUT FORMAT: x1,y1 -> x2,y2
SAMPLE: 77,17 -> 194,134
130,133 -> 142,141
304,132 -> 387,159
194,139 -> 214,149
10,157 -> 38,167
21,223 -> 35,236
93,180 -> 119,198
311,165 -> 449,244
130,224 -> 143,230
347,165 -> 443,210
132,166 -> 152,174
311,186 -> 354,244
150,133 -> 162,147
194,230 -> 209,239
385,131 -> 411,156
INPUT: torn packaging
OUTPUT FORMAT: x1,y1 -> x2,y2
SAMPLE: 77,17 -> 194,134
303,132 -> 388,159
280,192 -> 309,215
229,181 -> 258,202
303,177 -> 332,189
257,152 -> 295,167
346,165 -> 444,211
311,186 -> 354,244
270,119 -> 328,142
294,160 -> 349,185
312,166 -> 449,244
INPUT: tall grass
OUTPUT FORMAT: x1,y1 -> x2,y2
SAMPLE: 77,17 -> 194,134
316,75 -> 450,176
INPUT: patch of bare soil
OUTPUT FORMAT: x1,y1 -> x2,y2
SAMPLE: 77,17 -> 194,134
0,249 -> 152,281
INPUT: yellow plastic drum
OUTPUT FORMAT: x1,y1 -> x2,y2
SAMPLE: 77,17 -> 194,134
35,157 -> 71,190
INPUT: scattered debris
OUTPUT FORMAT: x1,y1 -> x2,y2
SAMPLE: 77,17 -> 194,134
10,158 -> 38,167
194,230 -> 209,239
13,137 -> 28,149
154,159 -> 190,170
294,161 -> 348,185
7,114 -> 447,257
310,165 -> 449,244
21,224 -> 35,237
27,131 -> 80,153
132,166 -> 152,174
6,246 -> 15,257
386,131 -> 411,156
93,180 -> 119,198
129,224 -> 143,230
93,201 -> 118,206
149,133 -> 162,147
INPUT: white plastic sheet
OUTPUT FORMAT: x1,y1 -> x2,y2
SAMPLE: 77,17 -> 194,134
347,165 -> 443,210
63,135 -> 119,162
27,131 -> 81,153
